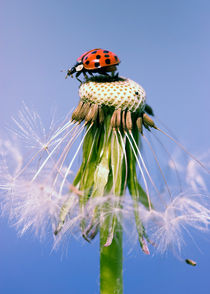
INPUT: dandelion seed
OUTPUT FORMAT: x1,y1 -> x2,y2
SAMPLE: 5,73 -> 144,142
185,259 -> 197,266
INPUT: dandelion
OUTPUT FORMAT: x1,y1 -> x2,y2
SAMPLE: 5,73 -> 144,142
0,74 -> 209,293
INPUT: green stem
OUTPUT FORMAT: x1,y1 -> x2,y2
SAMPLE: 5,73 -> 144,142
100,221 -> 123,294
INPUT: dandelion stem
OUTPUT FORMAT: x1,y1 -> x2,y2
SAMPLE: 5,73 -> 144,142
100,221 -> 123,294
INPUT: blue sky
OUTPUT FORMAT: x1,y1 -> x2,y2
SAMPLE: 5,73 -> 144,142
0,1 -> 210,293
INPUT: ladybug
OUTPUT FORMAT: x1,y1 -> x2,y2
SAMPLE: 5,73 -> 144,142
66,48 -> 120,82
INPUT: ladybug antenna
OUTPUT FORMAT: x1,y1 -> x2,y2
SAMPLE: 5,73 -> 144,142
60,69 -> 72,79
65,67 -> 76,79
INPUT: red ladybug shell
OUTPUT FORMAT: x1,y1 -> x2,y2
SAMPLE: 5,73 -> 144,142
77,49 -> 120,70
76,48 -> 101,63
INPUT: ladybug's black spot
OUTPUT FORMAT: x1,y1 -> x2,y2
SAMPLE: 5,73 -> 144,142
114,55 -> 118,61
105,59 -> 111,65
95,62 -> 100,67
91,50 -> 97,54
85,56 -> 88,60
103,50 -> 109,53
104,54 -> 110,57
85,60 -> 90,65
96,55 -> 101,59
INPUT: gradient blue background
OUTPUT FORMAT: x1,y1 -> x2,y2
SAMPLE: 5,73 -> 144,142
0,1 -> 210,293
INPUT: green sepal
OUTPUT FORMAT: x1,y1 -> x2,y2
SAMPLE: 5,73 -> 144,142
74,123 -> 104,196
111,130 -> 126,196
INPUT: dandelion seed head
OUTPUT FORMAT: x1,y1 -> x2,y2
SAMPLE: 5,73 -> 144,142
79,77 -> 146,112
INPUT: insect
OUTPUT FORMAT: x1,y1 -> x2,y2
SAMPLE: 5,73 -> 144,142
65,49 -> 120,82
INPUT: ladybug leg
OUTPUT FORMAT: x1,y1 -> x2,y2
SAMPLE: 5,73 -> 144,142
97,68 -> 110,77
82,71 -> 89,81
101,71 -> 110,77
111,71 -> 119,78
75,72 -> 82,83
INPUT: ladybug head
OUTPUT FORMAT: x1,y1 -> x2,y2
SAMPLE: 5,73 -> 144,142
65,62 -> 84,78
